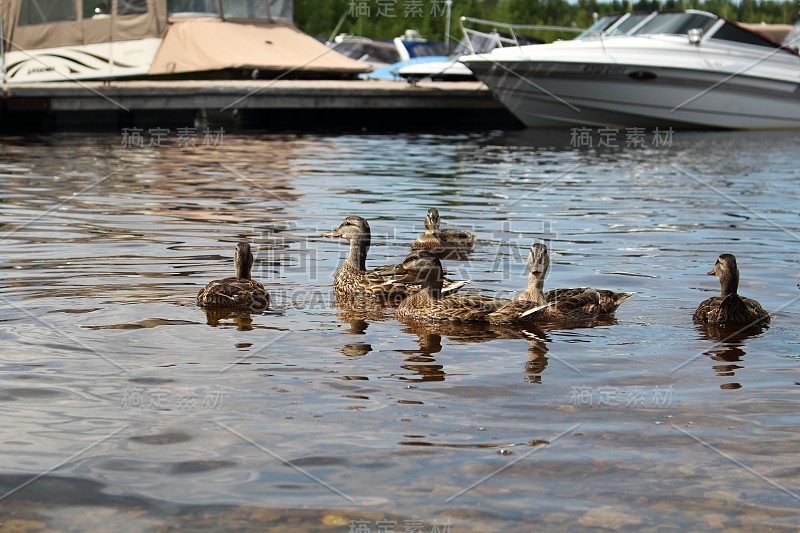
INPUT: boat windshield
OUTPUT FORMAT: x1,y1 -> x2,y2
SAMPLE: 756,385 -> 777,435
403,41 -> 447,57
168,0 -> 291,20
632,12 -> 717,36
782,22 -> 800,51
575,14 -> 620,39
168,0 -> 221,16
607,13 -> 653,35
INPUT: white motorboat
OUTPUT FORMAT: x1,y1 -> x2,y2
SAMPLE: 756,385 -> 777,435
460,10 -> 800,129
397,30 -> 542,82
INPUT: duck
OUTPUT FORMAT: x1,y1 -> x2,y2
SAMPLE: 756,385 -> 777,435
411,208 -> 477,255
197,242 -> 270,311
323,216 -> 469,300
387,251 -> 510,323
488,243 -> 633,326
693,254 -> 769,326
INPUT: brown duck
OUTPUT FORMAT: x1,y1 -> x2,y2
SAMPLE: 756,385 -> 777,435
489,243 -> 632,326
693,254 -> 769,326
411,208 -> 476,254
387,251 -> 510,324
197,242 -> 270,311
324,216 -> 469,300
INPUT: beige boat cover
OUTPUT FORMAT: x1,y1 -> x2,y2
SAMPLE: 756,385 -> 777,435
149,19 -> 369,75
1,0 -> 167,51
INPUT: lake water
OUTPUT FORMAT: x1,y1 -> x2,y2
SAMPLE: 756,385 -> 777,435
1,130 -> 799,531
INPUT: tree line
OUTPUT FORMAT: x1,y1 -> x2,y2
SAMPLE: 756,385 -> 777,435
294,0 -> 798,43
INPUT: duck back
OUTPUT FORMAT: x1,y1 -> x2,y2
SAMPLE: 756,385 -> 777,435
694,293 -> 769,326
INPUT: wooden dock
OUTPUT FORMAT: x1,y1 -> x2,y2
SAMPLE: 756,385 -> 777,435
0,80 -> 520,131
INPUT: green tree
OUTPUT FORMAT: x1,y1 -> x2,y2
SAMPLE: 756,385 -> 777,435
294,0 -> 797,43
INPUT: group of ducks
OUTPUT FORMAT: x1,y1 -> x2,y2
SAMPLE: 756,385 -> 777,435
197,208 -> 773,329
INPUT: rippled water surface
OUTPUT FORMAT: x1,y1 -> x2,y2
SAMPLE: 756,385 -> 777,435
1,130 -> 799,531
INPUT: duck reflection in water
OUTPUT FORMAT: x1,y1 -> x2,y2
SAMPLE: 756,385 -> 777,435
396,326 -> 448,383
522,327 -> 550,384
202,307 -> 255,331
398,321 -> 555,383
696,322 -> 768,387
334,300 -> 394,357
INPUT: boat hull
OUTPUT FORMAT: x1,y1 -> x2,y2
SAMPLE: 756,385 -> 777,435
466,60 -> 800,130
4,39 -> 162,83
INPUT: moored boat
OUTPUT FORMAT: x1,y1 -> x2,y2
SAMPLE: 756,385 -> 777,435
460,10 -> 800,130
0,0 -> 368,83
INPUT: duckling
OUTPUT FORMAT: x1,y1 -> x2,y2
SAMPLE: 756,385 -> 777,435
197,242 -> 270,311
389,251 -> 510,324
693,254 -> 769,326
411,208 -> 477,254
489,243 -> 632,326
323,216 -> 469,300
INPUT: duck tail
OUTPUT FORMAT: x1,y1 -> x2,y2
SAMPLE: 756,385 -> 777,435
442,279 -> 472,295
614,291 -> 636,305
520,302 -> 554,318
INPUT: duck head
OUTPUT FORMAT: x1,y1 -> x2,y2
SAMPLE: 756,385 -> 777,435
323,216 -> 372,270
386,251 -> 445,289
234,242 -> 254,280
708,253 -> 739,297
424,208 -> 441,234
528,243 -> 550,277
323,216 -> 371,244
526,243 -> 550,290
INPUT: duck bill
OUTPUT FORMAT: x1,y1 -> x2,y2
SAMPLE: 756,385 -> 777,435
707,269 -> 716,276
322,229 -> 342,238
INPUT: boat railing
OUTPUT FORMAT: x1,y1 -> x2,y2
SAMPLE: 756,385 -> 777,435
459,16 -> 586,53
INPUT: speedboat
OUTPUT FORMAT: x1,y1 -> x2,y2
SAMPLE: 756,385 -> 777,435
460,10 -> 800,129
360,30 -> 447,81
397,31 -> 542,82
328,35 -> 402,71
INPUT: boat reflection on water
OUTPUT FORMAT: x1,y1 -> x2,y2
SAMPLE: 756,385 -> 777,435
696,323 -> 769,389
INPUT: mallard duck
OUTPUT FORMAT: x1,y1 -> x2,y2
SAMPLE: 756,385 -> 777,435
488,243 -> 632,326
411,208 -> 477,254
693,254 -> 769,326
197,242 -> 270,311
388,251 -> 510,323
323,216 -> 469,300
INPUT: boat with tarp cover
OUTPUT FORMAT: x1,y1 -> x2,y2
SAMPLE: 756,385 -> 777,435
0,0 -> 368,83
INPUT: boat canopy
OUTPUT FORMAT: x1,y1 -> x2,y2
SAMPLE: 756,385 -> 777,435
150,17 -> 367,76
1,0 -> 293,51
